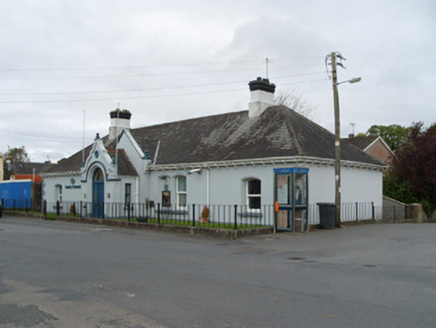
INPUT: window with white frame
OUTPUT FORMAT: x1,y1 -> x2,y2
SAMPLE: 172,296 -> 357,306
125,183 -> 131,204
176,176 -> 187,208
247,179 -> 261,210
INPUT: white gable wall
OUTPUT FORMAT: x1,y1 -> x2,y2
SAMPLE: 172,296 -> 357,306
341,167 -> 382,204
115,130 -> 152,204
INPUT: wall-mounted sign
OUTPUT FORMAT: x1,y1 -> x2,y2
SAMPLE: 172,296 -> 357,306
274,168 -> 309,174
65,185 -> 81,189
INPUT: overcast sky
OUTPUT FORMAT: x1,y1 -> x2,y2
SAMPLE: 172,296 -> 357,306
1,0 -> 435,163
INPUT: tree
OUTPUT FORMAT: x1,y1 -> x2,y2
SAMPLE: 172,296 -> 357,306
366,124 -> 410,151
274,88 -> 315,120
4,146 -> 30,164
384,122 -> 436,218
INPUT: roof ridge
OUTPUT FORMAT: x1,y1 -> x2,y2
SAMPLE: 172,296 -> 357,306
131,110 -> 248,132
280,107 -> 305,156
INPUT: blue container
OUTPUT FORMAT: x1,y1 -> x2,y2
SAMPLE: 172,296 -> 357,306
0,180 -> 32,209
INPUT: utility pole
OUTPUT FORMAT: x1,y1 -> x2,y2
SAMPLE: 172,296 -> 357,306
327,52 -> 360,228
331,52 -> 342,228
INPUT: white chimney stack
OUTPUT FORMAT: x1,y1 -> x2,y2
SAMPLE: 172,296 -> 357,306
108,108 -> 132,141
248,77 -> 276,118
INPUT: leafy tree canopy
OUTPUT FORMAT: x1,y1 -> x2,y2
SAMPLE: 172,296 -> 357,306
3,146 -> 30,163
384,122 -> 436,218
366,124 -> 410,151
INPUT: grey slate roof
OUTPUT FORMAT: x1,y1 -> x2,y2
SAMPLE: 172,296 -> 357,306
46,105 -> 383,174
11,162 -> 54,175
131,106 -> 382,166
48,146 -> 92,173
107,149 -> 139,177
44,141 -> 138,176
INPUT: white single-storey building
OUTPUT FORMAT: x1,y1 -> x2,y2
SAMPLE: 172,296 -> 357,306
41,77 -> 384,231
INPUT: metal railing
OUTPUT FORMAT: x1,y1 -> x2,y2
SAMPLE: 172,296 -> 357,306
2,197 -> 378,229
1,198 -> 34,212
42,200 -> 275,230
309,202 -> 376,225
44,200 -> 377,226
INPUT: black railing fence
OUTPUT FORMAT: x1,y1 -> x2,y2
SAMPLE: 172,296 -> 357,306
43,200 -> 275,229
1,198 -> 36,212
308,202 -> 376,225
2,197 -> 379,229
2,198 -> 31,210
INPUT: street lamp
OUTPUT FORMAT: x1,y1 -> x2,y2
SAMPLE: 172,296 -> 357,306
331,53 -> 361,228
336,77 -> 361,86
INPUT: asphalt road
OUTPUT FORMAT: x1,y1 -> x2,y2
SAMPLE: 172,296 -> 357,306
0,215 -> 435,327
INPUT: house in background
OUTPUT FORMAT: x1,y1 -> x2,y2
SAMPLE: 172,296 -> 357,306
41,77 -> 385,231
344,135 -> 394,165
8,161 -> 54,181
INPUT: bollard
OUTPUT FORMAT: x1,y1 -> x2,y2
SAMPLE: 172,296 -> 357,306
234,204 -> 238,230
192,204 -> 196,227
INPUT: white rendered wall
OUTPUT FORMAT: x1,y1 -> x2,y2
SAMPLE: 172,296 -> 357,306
42,156 -> 382,221
43,173 -> 139,212
307,165 -> 335,204
146,164 -> 382,210
43,175 -> 82,204
341,167 -> 383,206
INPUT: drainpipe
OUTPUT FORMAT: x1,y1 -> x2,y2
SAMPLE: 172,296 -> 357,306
206,168 -> 210,206
136,177 -> 139,204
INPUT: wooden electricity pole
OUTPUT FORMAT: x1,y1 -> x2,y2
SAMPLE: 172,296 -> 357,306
331,52 -> 342,228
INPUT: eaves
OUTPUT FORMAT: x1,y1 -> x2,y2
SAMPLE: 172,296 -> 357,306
147,156 -> 386,172
40,171 -> 82,179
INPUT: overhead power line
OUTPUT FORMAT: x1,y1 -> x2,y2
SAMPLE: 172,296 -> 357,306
0,76 -> 327,104
0,56 -> 324,72
0,72 -> 325,96
1,63 -> 323,81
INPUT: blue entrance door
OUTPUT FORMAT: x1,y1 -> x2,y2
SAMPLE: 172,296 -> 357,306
92,169 -> 104,218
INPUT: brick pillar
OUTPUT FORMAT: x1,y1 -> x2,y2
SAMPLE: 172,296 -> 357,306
409,203 -> 424,223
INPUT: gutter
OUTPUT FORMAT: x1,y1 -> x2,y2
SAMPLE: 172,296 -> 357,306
147,156 -> 387,172
40,171 -> 82,178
